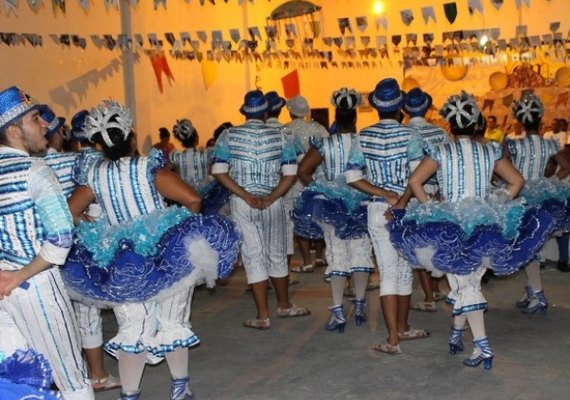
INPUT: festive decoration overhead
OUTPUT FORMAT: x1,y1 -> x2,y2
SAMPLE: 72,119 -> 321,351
269,0 -> 320,20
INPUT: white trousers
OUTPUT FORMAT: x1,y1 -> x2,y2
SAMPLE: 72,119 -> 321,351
231,196 -> 288,284
319,221 -> 373,276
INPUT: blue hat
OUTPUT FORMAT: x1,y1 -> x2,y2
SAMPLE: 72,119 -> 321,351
264,91 -> 286,112
71,110 -> 90,142
368,78 -> 405,112
0,86 -> 41,130
403,88 -> 432,117
39,105 -> 65,139
239,90 -> 268,118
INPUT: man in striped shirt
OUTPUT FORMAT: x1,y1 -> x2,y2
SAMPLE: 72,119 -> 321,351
347,79 -> 430,354
212,90 -> 310,330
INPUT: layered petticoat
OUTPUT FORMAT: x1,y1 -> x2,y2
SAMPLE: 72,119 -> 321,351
61,206 -> 240,307
389,189 -> 556,276
198,179 -> 231,215
0,349 -> 61,399
518,177 -> 570,232
291,178 -> 370,240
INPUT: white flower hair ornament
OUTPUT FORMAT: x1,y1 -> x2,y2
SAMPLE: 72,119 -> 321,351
439,91 -> 481,129
173,118 -> 195,140
331,88 -> 362,110
512,93 -> 544,125
85,100 -> 133,148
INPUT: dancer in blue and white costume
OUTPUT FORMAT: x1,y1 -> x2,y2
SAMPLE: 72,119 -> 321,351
295,88 -> 372,333
212,90 -> 310,330
506,93 -> 570,315
169,118 -> 229,214
0,86 -> 94,399
390,91 -> 535,369
61,100 -> 239,400
404,88 -> 451,312
346,78 -> 429,355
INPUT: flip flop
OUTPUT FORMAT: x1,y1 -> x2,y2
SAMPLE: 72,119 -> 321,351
92,374 -> 121,392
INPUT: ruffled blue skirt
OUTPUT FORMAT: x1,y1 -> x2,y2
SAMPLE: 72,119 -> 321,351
291,181 -> 369,240
199,181 -> 231,215
61,207 -> 240,305
0,349 -> 61,400
518,178 -> 570,232
389,190 -> 556,276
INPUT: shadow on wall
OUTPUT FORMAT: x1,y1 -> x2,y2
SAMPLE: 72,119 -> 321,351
48,55 -> 139,114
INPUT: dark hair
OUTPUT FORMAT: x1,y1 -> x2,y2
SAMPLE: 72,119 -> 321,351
334,107 -> 357,132
178,130 -> 198,149
474,114 -> 487,136
267,108 -> 282,119
559,119 -> 568,130
0,116 -> 23,145
90,116 -> 134,161
444,103 -> 479,136
487,115 -> 497,123
379,109 -> 401,121
159,127 -> 170,139
214,122 -> 232,141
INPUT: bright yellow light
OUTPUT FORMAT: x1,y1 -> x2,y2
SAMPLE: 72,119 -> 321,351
373,1 -> 384,15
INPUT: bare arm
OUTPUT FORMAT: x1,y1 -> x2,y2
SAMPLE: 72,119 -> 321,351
407,157 -> 439,204
155,168 -> 201,213
349,179 -> 399,206
297,147 -> 323,186
0,256 -> 52,299
68,186 -> 97,223
553,152 -> 570,180
493,158 -> 525,198
213,172 -> 261,209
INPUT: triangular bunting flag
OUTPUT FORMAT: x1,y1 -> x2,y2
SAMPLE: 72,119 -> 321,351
444,3 -> 458,24
491,0 -> 503,11
356,16 -> 368,32
421,6 -> 436,24
153,0 -> 166,10
400,10 -> 414,26
468,0 -> 483,15
3,0 -> 19,16
281,69 -> 300,98
52,0 -> 65,13
375,15 -> 387,30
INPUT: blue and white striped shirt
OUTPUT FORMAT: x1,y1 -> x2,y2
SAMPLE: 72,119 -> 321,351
506,135 -> 560,180
44,152 -> 79,199
169,148 -> 211,191
312,133 -> 354,181
346,119 -> 415,195
74,149 -> 167,225
211,119 -> 298,195
429,138 -> 504,202
0,147 -> 73,268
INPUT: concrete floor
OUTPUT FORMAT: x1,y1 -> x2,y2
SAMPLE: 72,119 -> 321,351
96,262 -> 570,400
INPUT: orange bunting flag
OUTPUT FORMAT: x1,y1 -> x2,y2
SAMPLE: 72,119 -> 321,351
150,51 -> 175,93
281,70 -> 300,99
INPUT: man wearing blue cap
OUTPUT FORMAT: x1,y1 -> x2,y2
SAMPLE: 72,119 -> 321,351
39,105 -> 66,154
0,86 -> 94,399
212,89 -> 310,329
346,78 -> 430,354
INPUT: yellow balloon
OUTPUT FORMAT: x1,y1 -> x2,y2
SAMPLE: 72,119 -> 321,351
440,64 -> 468,81
555,67 -> 570,87
489,71 -> 508,91
401,77 -> 420,92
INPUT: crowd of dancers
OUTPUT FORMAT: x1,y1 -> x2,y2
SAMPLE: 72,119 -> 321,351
0,76 -> 569,399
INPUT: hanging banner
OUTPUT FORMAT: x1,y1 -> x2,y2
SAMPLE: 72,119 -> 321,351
3,0 -> 18,16
281,69 -> 300,98
482,98 -> 495,112
338,18 -> 352,35
375,15 -> 387,30
444,2 -> 458,24
515,0 -> 530,9
468,0 -> 483,15
491,0 -> 503,11
421,6 -> 436,24
355,16 -> 368,32
400,10 -> 414,26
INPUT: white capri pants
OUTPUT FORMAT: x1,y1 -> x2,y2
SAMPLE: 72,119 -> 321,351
368,201 -> 413,296
0,268 -> 94,400
231,195 -> 288,284
446,268 -> 488,316
73,302 -> 103,349
318,221 -> 373,277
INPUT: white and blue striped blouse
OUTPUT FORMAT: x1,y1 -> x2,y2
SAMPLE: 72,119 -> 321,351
169,148 -> 211,190
506,135 -> 560,180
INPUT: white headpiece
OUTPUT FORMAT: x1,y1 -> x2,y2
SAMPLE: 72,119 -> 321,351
512,93 -> 544,125
85,100 -> 133,148
331,87 -> 362,110
173,118 -> 196,140
439,91 -> 480,129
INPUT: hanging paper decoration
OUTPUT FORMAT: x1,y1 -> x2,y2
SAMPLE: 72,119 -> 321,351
150,51 -> 174,93
76,0 -> 88,11
73,35 -> 87,49
103,35 -> 116,50
148,33 -> 161,47
196,31 -> 208,43
3,0 -> 18,16
164,32 -> 176,46
515,0 -> 530,8
52,0 -> 65,13
360,36 -> 370,47
323,37 -> 332,46
27,0 -> 41,11
444,3 -> 458,24
400,10 -> 414,26
421,6 -> 436,24
355,16 -> 368,32
153,0 -> 166,10
406,34 -> 417,46
338,18 -> 352,35
103,0 -> 117,9
345,36 -> 355,49
550,22 -> 560,33
180,32 -> 191,46
376,36 -> 387,47
491,0 -> 503,10
557,92 -> 570,107
333,37 -> 343,48
281,69 -> 300,98
392,35 -> 402,47
309,21 -> 320,38
285,24 -> 297,38
468,0 -> 483,15
423,33 -> 434,45
248,27 -> 261,40
229,29 -> 240,43
516,25 -> 528,38
265,26 -> 276,39
375,15 -> 387,30
211,30 -> 223,48
502,93 -> 513,107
